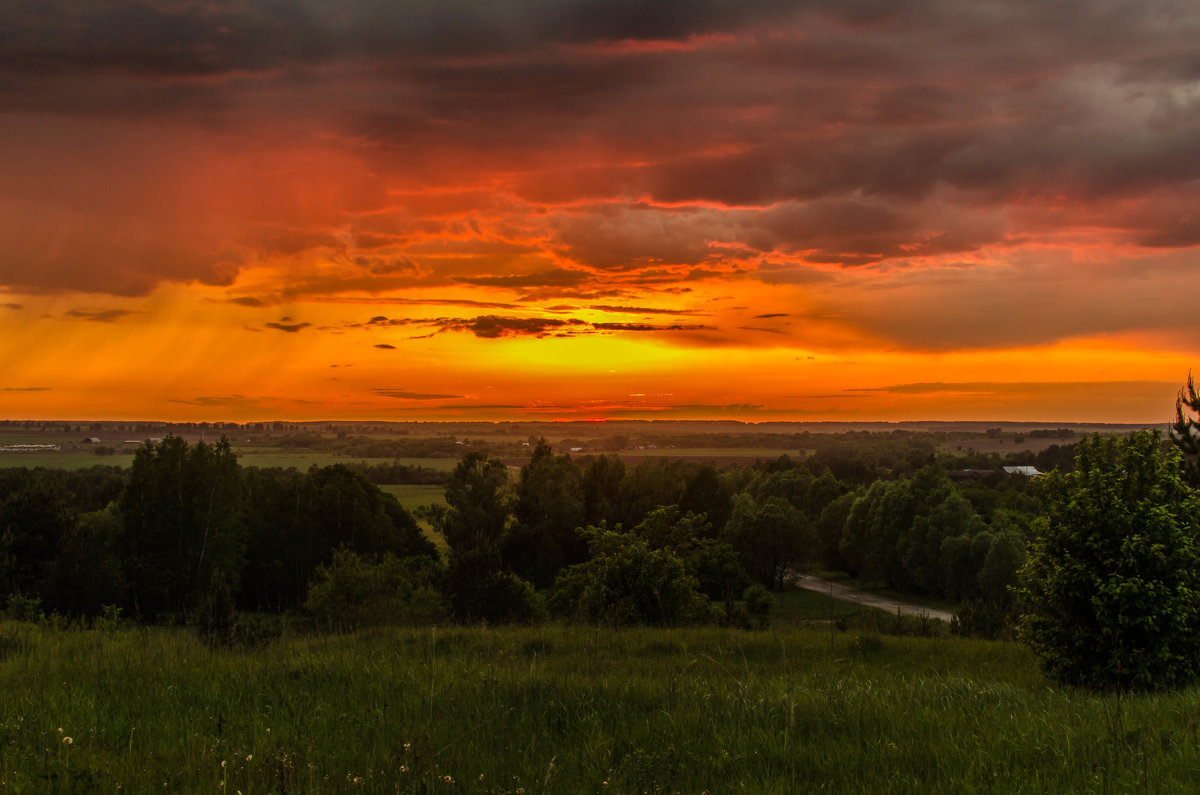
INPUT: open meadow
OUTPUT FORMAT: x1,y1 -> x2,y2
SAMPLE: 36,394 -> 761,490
2,621 -> 1199,794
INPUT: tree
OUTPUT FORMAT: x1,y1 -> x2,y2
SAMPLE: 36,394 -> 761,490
118,437 -> 246,621
506,440 -> 585,587
723,493 -> 813,588
1171,371 -> 1200,486
305,549 -> 446,631
437,453 -> 537,623
1018,431 -> 1200,690
549,526 -> 708,626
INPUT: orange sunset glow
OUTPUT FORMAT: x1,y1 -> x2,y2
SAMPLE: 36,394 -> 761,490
2,2 -> 1198,423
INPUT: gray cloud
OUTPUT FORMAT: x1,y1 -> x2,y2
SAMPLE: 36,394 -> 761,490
372,389 -> 463,400
66,308 -> 136,322
265,321 -> 312,333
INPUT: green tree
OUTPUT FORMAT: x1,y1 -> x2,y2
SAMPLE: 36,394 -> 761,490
438,453 -> 537,623
1018,431 -> 1200,690
723,493 -> 813,588
305,548 -> 446,631
840,478 -> 913,585
506,440 -> 586,587
118,437 -> 246,621
1171,372 -> 1200,486
549,526 -> 708,626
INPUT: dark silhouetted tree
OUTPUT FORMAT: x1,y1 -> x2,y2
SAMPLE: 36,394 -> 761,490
1171,371 -> 1200,486
117,437 -> 245,621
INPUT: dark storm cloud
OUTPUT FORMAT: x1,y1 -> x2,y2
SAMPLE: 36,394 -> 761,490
589,304 -> 702,316
591,322 -> 714,332
371,389 -> 463,400
0,0 -> 791,80
227,296 -> 267,308
453,269 -> 592,289
5,0 -> 1200,302
65,308 -> 136,322
352,314 -> 719,340
264,321 -> 312,333
454,315 -> 587,339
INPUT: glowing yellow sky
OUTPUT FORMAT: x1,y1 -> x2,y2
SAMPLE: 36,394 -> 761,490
2,2 -> 1198,423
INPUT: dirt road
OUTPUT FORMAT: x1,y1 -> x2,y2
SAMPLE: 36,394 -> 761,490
790,574 -> 957,623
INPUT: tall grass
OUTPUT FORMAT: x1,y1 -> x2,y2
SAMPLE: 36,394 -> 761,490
2,620 -> 1199,792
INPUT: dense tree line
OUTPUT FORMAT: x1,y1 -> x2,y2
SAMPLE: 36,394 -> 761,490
0,439 -> 437,625
14,424 -> 1197,636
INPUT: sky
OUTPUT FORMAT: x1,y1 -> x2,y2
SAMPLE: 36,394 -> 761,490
1,0 -> 1198,423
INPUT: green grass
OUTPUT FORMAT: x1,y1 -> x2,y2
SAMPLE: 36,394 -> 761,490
4,621 -> 1200,793
0,451 -> 134,470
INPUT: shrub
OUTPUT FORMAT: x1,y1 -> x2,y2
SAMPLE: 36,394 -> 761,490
306,549 -> 446,631
549,527 -> 709,626
1018,432 -> 1200,690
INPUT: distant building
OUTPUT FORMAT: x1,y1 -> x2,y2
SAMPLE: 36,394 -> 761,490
82,437 -> 102,444
1003,466 -> 1043,477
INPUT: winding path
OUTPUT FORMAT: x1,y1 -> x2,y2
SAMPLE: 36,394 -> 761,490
789,574 -> 957,623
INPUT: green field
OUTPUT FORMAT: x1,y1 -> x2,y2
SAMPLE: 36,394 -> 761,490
379,484 -> 447,510
3,621 -> 1198,793
0,450 -> 134,470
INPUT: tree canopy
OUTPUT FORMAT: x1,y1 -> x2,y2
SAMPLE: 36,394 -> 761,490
1018,431 -> 1200,690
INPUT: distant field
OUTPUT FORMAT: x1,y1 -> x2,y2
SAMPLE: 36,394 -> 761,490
0,450 -> 133,470
379,483 -> 446,510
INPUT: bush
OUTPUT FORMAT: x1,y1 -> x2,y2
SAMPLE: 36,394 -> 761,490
550,527 -> 709,626
306,549 -> 446,631
1018,432 -> 1200,690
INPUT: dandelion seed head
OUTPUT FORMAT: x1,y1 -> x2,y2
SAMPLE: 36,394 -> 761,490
63,737 -> 73,745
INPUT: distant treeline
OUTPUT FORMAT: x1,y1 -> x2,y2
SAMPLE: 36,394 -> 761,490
0,431 -> 1061,637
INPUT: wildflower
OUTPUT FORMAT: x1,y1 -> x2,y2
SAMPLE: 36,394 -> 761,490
63,737 -> 73,745
399,766 -> 409,774
402,742 -> 411,752
221,760 -> 227,769
57,728 -> 63,734
245,755 -> 252,762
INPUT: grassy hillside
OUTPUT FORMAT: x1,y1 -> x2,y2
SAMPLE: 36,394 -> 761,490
2,622 -> 1198,793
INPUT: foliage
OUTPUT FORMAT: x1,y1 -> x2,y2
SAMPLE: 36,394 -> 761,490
1018,431 -> 1200,690
550,526 -> 709,626
723,493 -> 813,588
506,440 -> 587,587
305,548 -> 446,630
117,437 -> 245,621
238,465 -> 432,613
1170,371 -> 1200,486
